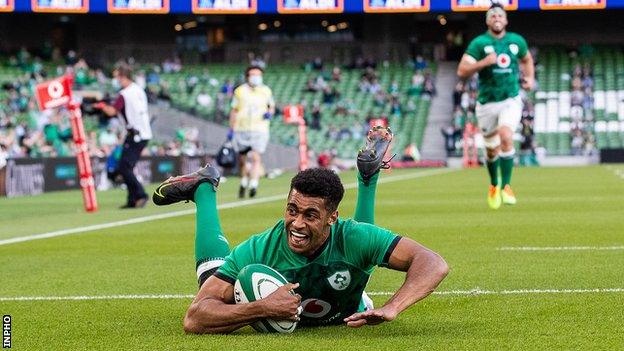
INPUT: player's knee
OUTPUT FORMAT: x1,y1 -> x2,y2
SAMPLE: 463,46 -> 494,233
498,126 -> 513,140
485,147 -> 499,160
483,134 -> 501,150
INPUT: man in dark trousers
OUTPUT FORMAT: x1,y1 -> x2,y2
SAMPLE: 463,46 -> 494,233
96,63 -> 152,208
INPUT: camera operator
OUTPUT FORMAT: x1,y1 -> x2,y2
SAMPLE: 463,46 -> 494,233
95,63 -> 152,209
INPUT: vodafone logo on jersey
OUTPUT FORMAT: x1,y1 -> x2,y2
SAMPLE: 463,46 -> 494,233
301,298 -> 332,318
497,53 -> 511,68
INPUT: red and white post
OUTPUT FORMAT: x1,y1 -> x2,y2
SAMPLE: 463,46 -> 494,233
284,104 -> 308,171
36,75 -> 98,212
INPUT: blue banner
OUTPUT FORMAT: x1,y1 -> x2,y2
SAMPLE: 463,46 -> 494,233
107,0 -> 168,13
192,0 -> 256,13
277,0 -> 344,13
539,0 -> 606,9
364,0 -> 429,12
451,0 -> 518,11
4,0 -> 624,13
32,0 -> 88,12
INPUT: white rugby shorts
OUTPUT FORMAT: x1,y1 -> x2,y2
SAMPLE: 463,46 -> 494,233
232,130 -> 269,154
475,95 -> 522,136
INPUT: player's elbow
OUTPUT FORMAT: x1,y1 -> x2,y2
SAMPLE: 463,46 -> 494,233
183,306 -> 202,334
456,66 -> 469,80
435,256 -> 450,280
183,304 -> 211,334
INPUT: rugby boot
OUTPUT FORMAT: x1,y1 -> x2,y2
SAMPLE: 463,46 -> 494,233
357,126 -> 394,185
501,185 -> 517,205
487,185 -> 502,210
152,164 -> 220,206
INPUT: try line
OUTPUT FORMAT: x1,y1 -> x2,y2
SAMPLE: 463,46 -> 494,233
0,168 -> 455,247
497,246 -> 624,251
2,288 -> 623,302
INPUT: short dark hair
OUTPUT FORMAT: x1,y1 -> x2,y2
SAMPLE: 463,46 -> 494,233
114,63 -> 133,80
290,168 -> 344,212
245,65 -> 264,77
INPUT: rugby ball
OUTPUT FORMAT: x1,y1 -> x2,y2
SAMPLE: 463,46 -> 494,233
234,264 -> 298,333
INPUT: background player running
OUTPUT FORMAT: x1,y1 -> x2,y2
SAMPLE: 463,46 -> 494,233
457,4 -> 535,209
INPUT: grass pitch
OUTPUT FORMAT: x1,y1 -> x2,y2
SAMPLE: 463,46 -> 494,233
1,165 -> 623,350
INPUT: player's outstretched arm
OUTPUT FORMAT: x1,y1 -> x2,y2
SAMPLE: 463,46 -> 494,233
457,53 -> 497,79
344,238 -> 448,327
183,275 -> 301,334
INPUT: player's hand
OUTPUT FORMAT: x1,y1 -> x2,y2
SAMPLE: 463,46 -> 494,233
482,52 -> 498,66
93,102 -> 106,110
260,283 -> 302,321
343,306 -> 398,328
521,76 -> 535,91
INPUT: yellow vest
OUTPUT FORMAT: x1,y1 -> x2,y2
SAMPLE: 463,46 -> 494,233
231,83 -> 274,132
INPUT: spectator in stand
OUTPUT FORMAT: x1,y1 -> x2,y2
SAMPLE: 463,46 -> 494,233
519,117 -> 537,166
422,73 -> 436,99
331,66 -> 342,82
388,80 -> 400,97
414,55 -> 427,71
309,102 -> 322,130
441,124 -> 457,156
221,79 -> 234,97
571,128 -> 584,156
248,51 -> 268,69
304,78 -> 318,92
196,90 -> 212,108
312,57 -> 324,70
369,79 -> 382,95
322,85 -> 339,105
453,82 -> 464,109
390,97 -> 402,116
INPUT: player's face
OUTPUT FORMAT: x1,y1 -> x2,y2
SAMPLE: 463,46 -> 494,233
284,189 -> 338,257
486,11 -> 507,34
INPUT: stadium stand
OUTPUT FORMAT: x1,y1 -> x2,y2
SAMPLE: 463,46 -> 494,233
1,52 -> 436,162
157,62 -> 436,159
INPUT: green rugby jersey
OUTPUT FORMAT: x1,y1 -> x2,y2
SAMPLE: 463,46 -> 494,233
215,218 -> 400,327
465,31 -> 529,104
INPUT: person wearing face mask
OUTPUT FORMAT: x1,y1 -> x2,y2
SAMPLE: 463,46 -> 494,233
457,3 -> 534,210
95,63 -> 152,209
151,126 -> 448,334
228,66 -> 275,199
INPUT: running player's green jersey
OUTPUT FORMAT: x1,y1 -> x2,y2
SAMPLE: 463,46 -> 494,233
215,218 -> 400,326
465,31 -> 529,104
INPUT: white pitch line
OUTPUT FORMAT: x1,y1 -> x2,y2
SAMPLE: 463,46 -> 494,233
497,246 -> 624,251
0,168 -> 456,247
2,288 -> 624,302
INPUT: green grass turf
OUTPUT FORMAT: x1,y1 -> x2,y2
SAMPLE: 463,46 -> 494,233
1,165 -> 623,350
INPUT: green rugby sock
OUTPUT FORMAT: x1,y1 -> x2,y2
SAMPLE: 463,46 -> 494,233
354,172 -> 379,225
486,157 -> 500,187
194,183 -> 230,275
499,150 -> 515,187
